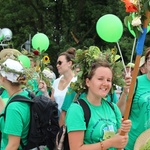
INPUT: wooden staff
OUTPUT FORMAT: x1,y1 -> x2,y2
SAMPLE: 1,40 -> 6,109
118,11 -> 150,150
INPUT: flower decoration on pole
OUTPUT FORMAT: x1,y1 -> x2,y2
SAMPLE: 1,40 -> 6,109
21,49 -> 51,88
122,0 -> 150,38
119,1 -> 150,149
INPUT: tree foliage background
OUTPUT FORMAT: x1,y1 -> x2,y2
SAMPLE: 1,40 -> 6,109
0,0 -> 150,75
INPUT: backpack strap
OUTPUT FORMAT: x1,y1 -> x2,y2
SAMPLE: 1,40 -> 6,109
0,87 -> 5,95
75,100 -> 91,128
106,101 -> 114,111
2,95 -> 33,121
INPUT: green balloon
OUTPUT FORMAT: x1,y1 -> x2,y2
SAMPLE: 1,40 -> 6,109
96,14 -> 123,42
32,33 -> 50,52
0,30 -> 4,41
18,55 -> 30,68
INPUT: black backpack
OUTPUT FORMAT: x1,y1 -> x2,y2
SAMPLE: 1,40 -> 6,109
55,99 -> 115,150
1,92 -> 60,150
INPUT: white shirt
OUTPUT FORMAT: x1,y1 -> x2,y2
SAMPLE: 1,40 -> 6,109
52,75 -> 77,111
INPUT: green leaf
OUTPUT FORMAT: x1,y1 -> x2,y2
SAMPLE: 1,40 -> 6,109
124,16 -> 130,27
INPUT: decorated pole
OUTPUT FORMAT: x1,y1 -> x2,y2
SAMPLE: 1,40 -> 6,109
122,11 -> 150,121
118,1 -> 150,149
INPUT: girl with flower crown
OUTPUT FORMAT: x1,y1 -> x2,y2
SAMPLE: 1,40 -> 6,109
66,58 -> 131,150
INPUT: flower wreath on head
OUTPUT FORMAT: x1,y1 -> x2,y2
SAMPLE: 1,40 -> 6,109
70,46 -> 125,97
22,49 -> 52,89
0,56 -> 33,85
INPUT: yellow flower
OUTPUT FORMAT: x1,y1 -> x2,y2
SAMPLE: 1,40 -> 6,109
42,56 -> 50,64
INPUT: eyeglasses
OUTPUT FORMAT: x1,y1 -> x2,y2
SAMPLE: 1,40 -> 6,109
56,61 -> 62,65
146,57 -> 150,61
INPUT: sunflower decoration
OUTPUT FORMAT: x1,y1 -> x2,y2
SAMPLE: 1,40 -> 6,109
22,49 -> 50,72
70,46 -> 125,96
22,48 -> 51,89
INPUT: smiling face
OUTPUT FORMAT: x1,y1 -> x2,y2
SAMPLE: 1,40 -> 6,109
86,66 -> 112,99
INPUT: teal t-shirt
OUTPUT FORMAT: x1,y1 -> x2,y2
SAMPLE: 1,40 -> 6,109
126,74 -> 150,150
106,91 -> 118,103
61,88 -> 86,111
66,94 -> 122,150
0,90 -> 31,150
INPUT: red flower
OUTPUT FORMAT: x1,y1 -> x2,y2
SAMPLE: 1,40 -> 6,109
33,50 -> 39,56
122,0 -> 138,12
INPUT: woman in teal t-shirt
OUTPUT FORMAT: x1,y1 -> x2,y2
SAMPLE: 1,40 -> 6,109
66,59 -> 131,150
125,49 -> 150,150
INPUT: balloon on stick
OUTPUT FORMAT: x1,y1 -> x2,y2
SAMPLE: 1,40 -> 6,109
96,14 -> 123,42
32,33 -> 50,52
18,55 -> 30,68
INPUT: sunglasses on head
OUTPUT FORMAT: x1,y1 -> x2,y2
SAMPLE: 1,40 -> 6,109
57,61 -> 62,65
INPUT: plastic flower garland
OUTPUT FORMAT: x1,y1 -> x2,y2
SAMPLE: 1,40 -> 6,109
70,46 -> 124,96
122,0 -> 150,37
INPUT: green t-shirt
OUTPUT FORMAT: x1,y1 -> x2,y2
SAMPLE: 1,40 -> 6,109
0,90 -> 31,150
126,74 -> 150,150
66,94 -> 122,150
